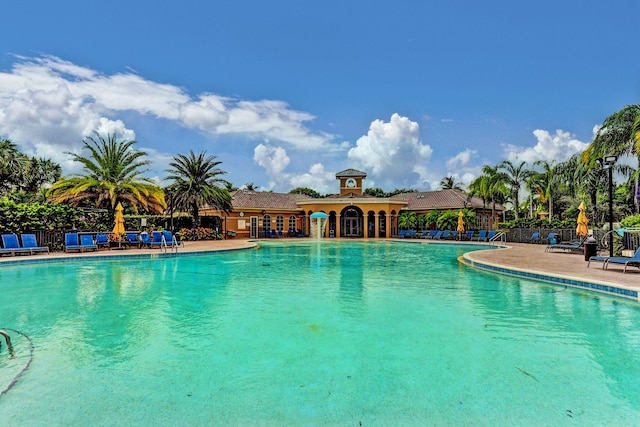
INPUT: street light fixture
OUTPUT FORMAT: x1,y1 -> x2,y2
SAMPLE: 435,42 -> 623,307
596,155 -> 618,257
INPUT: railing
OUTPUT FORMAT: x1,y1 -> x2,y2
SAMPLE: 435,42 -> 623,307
489,231 -> 507,244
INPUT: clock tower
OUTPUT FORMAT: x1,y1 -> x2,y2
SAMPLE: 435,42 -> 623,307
336,169 -> 367,196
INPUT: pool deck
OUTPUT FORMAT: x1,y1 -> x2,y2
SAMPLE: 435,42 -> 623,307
1,238 -> 638,300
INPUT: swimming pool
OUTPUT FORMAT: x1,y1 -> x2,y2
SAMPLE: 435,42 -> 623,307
1,240 -> 640,425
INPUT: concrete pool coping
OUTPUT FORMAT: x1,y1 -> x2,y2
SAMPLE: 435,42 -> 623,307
1,238 -> 639,301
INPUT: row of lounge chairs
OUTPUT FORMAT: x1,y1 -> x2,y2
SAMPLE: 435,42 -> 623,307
588,248 -> 640,273
0,233 -> 50,256
398,229 -> 497,241
64,231 -> 182,252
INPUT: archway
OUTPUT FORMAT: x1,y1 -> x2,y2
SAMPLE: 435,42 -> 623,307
340,206 -> 364,237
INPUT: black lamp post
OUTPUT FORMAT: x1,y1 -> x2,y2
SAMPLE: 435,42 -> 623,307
596,155 -> 618,257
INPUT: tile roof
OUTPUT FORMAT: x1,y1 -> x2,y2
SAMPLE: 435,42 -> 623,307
390,189 -> 503,211
230,190 -> 312,210
325,192 -> 376,199
335,169 -> 367,178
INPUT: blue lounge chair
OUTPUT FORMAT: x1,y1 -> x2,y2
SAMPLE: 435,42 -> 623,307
487,230 -> 497,241
20,234 -> 49,255
126,232 -> 141,248
140,232 -> 152,248
80,234 -> 98,252
441,230 -> 450,239
451,231 -> 459,240
64,233 -> 82,252
545,232 -> 558,245
432,230 -> 443,240
545,235 -> 588,253
161,230 -> 182,247
465,231 -> 474,240
473,230 -> 487,241
148,231 -> 164,248
425,230 -> 437,239
531,231 -> 541,244
95,233 -> 110,250
603,248 -> 640,273
398,229 -> 406,238
1,234 -> 32,256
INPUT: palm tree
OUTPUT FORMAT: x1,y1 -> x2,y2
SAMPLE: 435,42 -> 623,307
398,211 -> 418,230
468,166 -> 507,229
165,150 -> 233,227
47,132 -> 166,214
531,160 -> 559,223
497,160 -> 530,219
20,157 -> 62,194
587,104 -> 640,162
0,139 -> 28,194
439,175 -> 463,191
244,182 -> 259,191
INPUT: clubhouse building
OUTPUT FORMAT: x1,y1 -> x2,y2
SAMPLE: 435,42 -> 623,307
201,169 -> 503,238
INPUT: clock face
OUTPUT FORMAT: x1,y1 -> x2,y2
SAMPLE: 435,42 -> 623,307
346,178 -> 356,188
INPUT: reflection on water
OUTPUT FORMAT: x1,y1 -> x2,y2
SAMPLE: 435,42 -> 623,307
0,241 -> 639,425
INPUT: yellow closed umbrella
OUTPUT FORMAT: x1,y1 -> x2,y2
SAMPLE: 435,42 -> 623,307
113,202 -> 125,235
576,201 -> 589,236
457,211 -> 465,233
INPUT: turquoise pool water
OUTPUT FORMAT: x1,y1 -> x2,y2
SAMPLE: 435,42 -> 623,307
1,241 -> 640,426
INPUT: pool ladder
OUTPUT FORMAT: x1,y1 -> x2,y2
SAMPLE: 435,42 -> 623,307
0,329 -> 15,358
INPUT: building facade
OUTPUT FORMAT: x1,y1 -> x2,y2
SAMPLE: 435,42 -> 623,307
200,169 -> 503,238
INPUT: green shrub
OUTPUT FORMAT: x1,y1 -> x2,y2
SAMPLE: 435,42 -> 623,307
621,214 -> 640,228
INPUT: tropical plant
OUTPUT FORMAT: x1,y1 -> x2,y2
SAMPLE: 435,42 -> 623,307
398,211 -> 418,229
530,160 -> 560,223
497,160 -> 530,219
20,157 -> 62,194
468,166 -> 507,229
422,210 -> 440,229
47,132 -> 166,215
0,139 -> 28,194
436,211 -> 458,230
165,150 -> 233,227
439,176 -> 463,191
363,187 -> 387,197
587,104 -> 640,162
0,197 -> 83,233
290,187 -> 321,198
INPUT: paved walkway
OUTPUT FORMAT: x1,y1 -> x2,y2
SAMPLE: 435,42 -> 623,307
461,241 -> 640,289
2,238 -> 638,299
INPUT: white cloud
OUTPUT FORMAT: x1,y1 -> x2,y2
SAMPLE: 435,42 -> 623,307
253,143 -> 336,193
0,55 -> 334,174
503,129 -> 589,164
347,113 -> 433,187
253,143 -> 291,188
446,149 -> 477,170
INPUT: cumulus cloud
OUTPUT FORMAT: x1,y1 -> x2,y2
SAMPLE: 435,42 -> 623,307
446,149 -> 477,170
253,143 -> 336,192
503,129 -> 589,164
347,113 -> 433,187
0,55 -> 334,172
253,143 -> 291,188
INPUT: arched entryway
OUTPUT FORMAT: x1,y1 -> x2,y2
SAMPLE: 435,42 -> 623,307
341,206 -> 364,237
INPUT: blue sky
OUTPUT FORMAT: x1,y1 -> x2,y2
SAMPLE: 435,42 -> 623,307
1,1 -> 639,194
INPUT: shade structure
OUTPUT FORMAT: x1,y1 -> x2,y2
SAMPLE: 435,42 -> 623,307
576,201 -> 589,236
112,202 -> 125,235
309,212 -> 328,219
457,211 -> 465,232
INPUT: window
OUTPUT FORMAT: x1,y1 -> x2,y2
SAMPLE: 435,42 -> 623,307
276,215 -> 284,231
288,215 -> 296,231
263,215 -> 271,232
